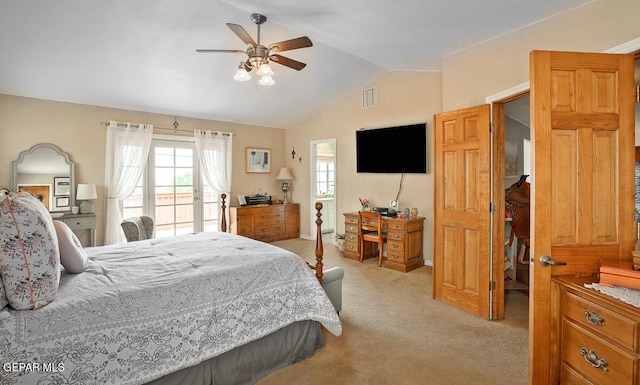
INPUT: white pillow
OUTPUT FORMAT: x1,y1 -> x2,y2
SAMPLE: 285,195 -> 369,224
0,192 -> 60,310
53,220 -> 89,273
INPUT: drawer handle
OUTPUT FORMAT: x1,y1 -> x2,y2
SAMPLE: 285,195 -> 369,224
580,348 -> 608,372
584,311 -> 605,326
391,254 -> 399,259
348,235 -> 355,240
349,226 -> 356,231
392,244 -> 399,249
393,234 -> 400,239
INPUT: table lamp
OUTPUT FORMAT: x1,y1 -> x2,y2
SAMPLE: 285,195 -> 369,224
77,183 -> 97,214
276,167 -> 294,204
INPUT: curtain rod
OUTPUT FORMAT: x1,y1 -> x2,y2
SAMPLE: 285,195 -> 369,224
100,121 -> 232,136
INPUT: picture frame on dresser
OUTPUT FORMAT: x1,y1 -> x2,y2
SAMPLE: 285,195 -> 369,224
245,147 -> 271,173
53,176 -> 70,196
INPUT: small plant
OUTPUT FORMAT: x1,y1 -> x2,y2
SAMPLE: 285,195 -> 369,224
334,233 -> 345,252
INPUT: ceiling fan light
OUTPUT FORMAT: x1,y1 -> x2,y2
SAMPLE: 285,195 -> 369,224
233,67 -> 251,81
259,75 -> 275,86
256,63 -> 274,77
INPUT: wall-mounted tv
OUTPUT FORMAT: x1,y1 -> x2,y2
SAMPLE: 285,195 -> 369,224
356,123 -> 427,173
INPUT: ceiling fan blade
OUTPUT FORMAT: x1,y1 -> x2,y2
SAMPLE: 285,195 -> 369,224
226,23 -> 256,46
268,36 -> 313,53
270,54 -> 306,71
196,49 -> 246,53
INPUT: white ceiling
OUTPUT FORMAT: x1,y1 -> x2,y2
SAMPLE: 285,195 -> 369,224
0,0 -> 591,128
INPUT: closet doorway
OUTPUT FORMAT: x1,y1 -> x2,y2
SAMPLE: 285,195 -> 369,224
310,139 -> 337,238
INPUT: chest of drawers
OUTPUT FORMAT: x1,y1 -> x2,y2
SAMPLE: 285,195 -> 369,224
555,276 -> 640,385
229,204 -> 299,242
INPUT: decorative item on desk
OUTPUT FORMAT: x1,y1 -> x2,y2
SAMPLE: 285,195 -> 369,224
359,198 -> 369,211
411,208 -> 418,218
276,167 -> 294,204
405,208 -> 411,218
77,183 -> 97,214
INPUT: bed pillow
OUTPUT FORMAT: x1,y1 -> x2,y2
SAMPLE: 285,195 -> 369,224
0,274 -> 7,313
0,192 -> 60,310
53,220 -> 89,273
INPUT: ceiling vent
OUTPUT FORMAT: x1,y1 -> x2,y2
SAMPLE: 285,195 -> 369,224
362,87 -> 378,109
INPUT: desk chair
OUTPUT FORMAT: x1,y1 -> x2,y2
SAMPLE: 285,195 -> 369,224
121,216 -> 154,242
359,211 -> 387,267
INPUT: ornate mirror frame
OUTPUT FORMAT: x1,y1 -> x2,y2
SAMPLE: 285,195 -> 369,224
11,143 -> 76,212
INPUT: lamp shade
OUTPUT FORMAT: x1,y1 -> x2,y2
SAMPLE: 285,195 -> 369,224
76,183 -> 97,200
276,167 -> 294,181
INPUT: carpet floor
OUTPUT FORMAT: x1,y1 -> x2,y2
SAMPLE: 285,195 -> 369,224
258,236 -> 529,385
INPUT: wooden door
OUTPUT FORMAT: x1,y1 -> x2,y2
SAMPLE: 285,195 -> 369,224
18,185 -> 51,210
529,50 -> 635,384
434,105 -> 492,318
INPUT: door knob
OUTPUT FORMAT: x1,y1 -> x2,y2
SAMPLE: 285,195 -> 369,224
539,254 -> 567,267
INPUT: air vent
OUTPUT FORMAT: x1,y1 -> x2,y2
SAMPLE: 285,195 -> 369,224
362,87 -> 378,108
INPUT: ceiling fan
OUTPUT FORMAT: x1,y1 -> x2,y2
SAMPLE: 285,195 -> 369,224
196,13 -> 313,85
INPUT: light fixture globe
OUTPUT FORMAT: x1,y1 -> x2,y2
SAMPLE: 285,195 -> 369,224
259,75 -> 275,86
256,63 -> 274,77
233,66 -> 251,81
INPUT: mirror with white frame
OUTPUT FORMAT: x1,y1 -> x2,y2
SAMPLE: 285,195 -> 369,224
11,143 -> 76,212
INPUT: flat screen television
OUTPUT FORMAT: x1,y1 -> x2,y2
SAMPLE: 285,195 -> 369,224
356,123 -> 427,173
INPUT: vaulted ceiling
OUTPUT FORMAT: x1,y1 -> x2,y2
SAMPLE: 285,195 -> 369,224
0,0 -> 590,128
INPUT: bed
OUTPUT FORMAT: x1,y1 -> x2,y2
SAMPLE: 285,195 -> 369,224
0,194 -> 341,385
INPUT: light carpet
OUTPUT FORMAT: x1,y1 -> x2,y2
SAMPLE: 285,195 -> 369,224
258,237 -> 529,385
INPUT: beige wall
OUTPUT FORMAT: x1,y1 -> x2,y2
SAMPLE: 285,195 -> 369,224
286,71 -> 442,263
0,94 -> 286,246
441,0 -> 640,111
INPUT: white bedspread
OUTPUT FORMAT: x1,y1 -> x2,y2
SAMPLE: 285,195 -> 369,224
0,232 -> 341,385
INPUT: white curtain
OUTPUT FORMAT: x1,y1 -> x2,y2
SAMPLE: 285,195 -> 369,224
194,130 -> 233,228
104,121 -> 153,244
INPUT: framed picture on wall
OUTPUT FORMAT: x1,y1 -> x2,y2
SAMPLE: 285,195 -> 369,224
245,147 -> 271,173
53,177 -> 70,196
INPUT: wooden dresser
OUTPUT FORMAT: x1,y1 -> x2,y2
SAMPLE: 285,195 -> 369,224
554,276 -> 640,384
229,204 -> 299,242
343,212 -> 424,272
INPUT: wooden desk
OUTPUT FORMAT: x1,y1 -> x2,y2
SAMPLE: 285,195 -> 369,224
343,212 -> 425,272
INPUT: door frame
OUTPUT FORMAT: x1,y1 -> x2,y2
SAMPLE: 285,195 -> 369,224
309,138 -> 337,240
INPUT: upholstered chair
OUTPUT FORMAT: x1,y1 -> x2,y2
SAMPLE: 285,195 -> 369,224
322,266 -> 344,314
120,216 -> 154,242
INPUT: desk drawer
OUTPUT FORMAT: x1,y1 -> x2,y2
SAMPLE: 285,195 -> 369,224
387,250 -> 406,263
361,217 -> 379,228
63,217 -> 92,230
345,216 -> 359,226
345,233 -> 359,243
345,223 -> 359,234
562,319 -> 637,385
388,240 -> 404,253
344,240 -> 359,254
563,292 -> 639,351
387,230 -> 404,242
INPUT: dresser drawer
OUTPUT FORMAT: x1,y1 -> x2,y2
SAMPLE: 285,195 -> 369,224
254,216 -> 284,227
563,291 -> 640,352
255,225 -> 285,239
562,319 -> 638,385
63,217 -> 92,230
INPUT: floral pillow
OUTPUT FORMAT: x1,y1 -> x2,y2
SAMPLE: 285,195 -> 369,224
0,192 -> 60,310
